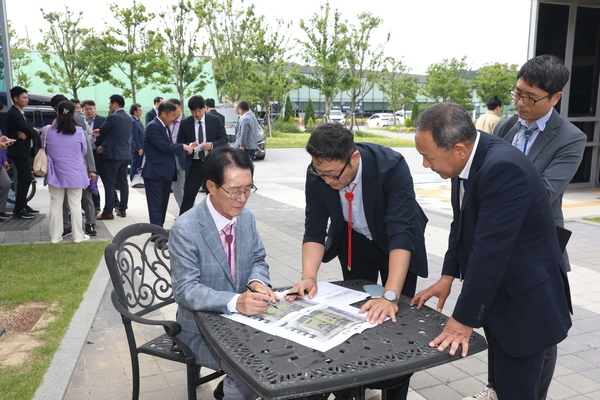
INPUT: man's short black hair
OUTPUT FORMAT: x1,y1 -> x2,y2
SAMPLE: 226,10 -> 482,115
485,96 -> 502,110
70,98 -> 81,105
153,96 -> 163,105
205,98 -> 216,108
109,94 -> 125,108
50,94 -> 69,110
517,54 -> 570,95
238,101 -> 250,112
187,95 -> 206,111
415,102 -> 477,150
306,123 -> 356,161
81,100 -> 96,108
158,101 -> 177,114
10,86 -> 28,101
168,98 -> 182,106
204,146 -> 254,187
130,103 -> 141,115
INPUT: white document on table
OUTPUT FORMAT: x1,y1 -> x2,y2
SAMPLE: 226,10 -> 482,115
223,281 -> 377,352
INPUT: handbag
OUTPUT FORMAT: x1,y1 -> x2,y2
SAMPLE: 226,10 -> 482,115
33,126 -> 50,176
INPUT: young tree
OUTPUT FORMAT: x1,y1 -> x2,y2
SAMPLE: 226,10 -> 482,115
421,56 -> 474,110
8,24 -> 33,88
297,2 -> 351,122
344,13 -> 389,131
304,99 -> 315,127
196,0 -> 260,103
284,95 -> 294,122
35,10 -> 97,99
155,0 -> 208,103
377,57 -> 418,122
90,1 -> 163,103
471,62 -> 519,108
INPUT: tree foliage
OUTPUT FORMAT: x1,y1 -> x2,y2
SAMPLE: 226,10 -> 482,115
8,23 -> 33,88
471,62 -> 519,108
421,56 -> 474,110
378,57 -> 418,123
155,0 -> 208,103
344,13 -> 388,130
297,2 -> 351,121
284,95 -> 294,122
35,10 -> 97,99
304,99 -> 315,126
196,0 -> 259,103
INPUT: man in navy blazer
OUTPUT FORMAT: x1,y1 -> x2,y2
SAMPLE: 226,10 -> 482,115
412,103 -> 572,400
141,101 -> 193,227
291,123 -> 428,400
129,103 -> 145,182
171,146 -> 277,400
93,95 -> 132,219
177,95 -> 227,215
145,96 -> 162,127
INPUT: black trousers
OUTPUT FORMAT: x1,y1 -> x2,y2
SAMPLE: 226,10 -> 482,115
144,178 -> 172,227
180,159 -> 205,215
11,156 -> 32,213
337,229 -> 418,400
102,159 -> 129,213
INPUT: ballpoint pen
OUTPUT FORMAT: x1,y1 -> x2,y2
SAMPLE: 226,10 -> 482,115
245,283 -> 278,309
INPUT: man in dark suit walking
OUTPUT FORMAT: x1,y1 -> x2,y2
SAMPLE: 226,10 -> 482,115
129,103 -> 145,182
142,101 -> 194,227
82,100 -> 108,212
205,98 -> 225,125
93,95 -> 132,219
177,95 -> 227,215
145,96 -> 163,127
5,86 -> 40,219
290,123 -> 428,400
411,102 -> 572,400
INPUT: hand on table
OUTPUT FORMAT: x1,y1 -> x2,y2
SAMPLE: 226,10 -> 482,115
237,282 -> 279,315
428,316 -> 472,357
410,275 -> 454,312
286,277 -> 318,301
359,297 -> 399,324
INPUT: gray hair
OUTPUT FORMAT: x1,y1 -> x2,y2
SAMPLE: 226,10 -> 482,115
415,102 -> 477,149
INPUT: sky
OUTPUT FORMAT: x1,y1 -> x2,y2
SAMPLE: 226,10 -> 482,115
6,0 -> 533,75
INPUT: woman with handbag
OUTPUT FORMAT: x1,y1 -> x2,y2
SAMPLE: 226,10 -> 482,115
42,101 -> 90,243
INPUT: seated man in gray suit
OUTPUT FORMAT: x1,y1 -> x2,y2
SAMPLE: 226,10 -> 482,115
170,146 -> 278,400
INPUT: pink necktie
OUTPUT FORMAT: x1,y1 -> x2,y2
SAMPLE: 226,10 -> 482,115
220,224 -> 236,283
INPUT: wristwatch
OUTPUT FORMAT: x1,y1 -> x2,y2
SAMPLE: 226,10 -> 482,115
383,290 -> 398,303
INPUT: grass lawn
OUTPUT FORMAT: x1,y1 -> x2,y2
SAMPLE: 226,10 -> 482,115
0,241 -> 108,400
265,130 -> 415,149
583,217 -> 600,223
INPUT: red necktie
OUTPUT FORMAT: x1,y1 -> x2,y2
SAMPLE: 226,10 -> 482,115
345,184 -> 357,271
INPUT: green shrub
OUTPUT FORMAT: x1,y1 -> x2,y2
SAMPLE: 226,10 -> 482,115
304,99 -> 315,126
404,116 -> 412,128
284,96 -> 294,123
273,119 -> 301,133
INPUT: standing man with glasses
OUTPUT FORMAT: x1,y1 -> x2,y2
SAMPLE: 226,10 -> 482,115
289,123 -> 428,400
171,146 -> 275,400
463,54 -> 586,400
177,95 -> 228,215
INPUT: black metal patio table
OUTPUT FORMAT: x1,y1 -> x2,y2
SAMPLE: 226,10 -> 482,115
194,279 -> 487,399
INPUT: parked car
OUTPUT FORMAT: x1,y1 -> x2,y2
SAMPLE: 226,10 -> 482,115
329,110 -> 346,125
215,105 -> 266,160
365,113 -> 395,128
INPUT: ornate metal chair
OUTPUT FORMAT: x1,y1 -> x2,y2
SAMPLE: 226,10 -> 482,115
104,223 -> 223,400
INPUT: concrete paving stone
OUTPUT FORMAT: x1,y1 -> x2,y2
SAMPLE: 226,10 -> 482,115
579,367 -> 600,382
163,369 -> 188,388
446,376 -> 491,398
408,371 -> 437,390
558,337 -> 596,354
451,354 -> 489,377
139,373 -> 170,393
569,348 -> 600,365
84,351 -> 122,370
87,365 -> 128,386
88,380 -> 130,399
68,370 -> 87,389
569,333 -> 600,351
557,354 -> 598,372
63,386 -> 90,399
546,379 -> 581,399
554,372 -> 600,394
415,383 -> 463,400
424,362 -> 470,383
136,387 -> 178,399
552,364 -> 574,378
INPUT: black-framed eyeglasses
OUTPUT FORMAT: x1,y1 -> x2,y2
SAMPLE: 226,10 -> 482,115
308,156 -> 352,181
220,184 -> 258,200
510,89 -> 552,107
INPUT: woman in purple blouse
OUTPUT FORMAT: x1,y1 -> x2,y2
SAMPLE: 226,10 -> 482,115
42,101 -> 90,243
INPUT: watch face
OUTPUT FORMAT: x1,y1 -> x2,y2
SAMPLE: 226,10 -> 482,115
384,290 -> 397,302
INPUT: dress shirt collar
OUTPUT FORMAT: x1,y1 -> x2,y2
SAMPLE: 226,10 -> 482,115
459,130 -> 480,180
340,154 -> 362,191
195,114 -> 206,125
517,108 -> 552,132
156,117 -> 167,128
207,195 -> 237,231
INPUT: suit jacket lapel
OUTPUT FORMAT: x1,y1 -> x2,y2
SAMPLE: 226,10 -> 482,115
526,110 -> 559,163
359,148 -> 377,233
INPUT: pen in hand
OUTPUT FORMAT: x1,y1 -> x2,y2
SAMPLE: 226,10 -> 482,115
246,283 -> 278,309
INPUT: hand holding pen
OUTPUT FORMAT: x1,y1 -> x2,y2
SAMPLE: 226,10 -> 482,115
242,283 -> 279,311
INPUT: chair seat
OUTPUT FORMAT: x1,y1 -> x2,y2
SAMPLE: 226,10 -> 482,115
139,333 -> 187,363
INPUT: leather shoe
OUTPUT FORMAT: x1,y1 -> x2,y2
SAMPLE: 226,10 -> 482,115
213,380 -> 224,400
24,206 -> 40,214
97,213 -> 114,220
116,210 -> 126,217
85,224 -> 97,236
13,210 -> 35,219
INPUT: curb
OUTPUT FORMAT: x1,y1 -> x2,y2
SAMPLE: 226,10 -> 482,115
32,258 -> 110,400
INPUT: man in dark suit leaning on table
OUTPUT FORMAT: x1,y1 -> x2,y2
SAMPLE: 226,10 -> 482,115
170,146 -> 277,400
411,102 -> 572,400
141,101 -> 194,227
177,95 -> 228,215
291,123 -> 429,400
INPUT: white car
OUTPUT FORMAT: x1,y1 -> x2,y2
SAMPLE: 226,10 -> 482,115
329,110 -> 346,125
365,113 -> 394,128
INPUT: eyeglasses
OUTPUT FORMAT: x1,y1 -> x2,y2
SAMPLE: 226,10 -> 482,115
510,89 -> 552,107
220,184 -> 258,200
308,156 -> 352,181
